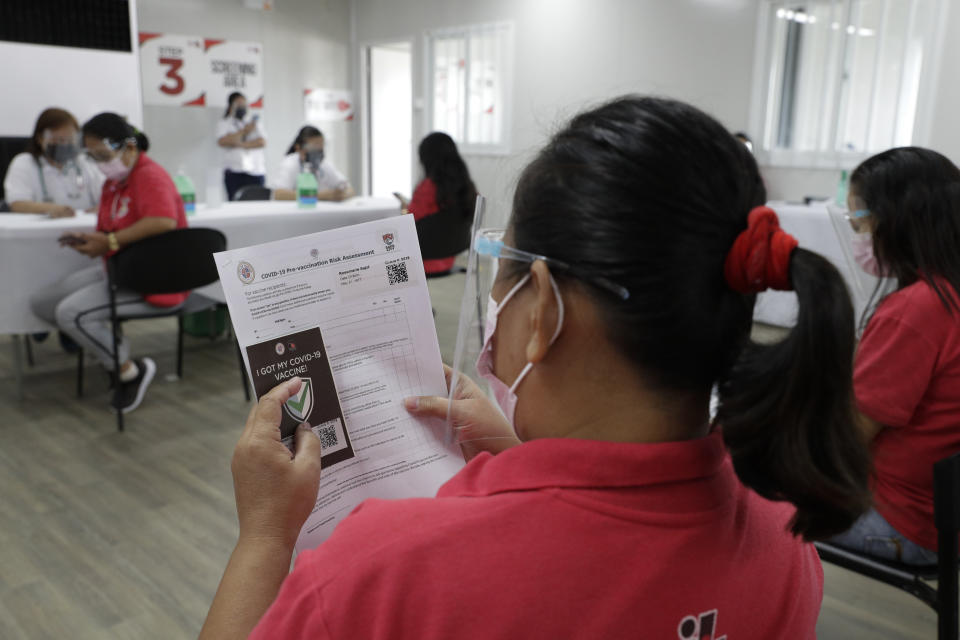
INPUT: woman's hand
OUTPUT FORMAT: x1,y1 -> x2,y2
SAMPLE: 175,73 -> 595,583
47,204 -> 75,218
404,364 -> 521,461
73,232 -> 110,257
232,377 -> 324,550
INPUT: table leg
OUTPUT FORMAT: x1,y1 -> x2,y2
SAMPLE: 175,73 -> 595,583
11,334 -> 24,400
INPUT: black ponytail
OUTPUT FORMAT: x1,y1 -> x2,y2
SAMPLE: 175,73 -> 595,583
82,112 -> 149,152
717,248 -> 871,540
508,95 -> 870,541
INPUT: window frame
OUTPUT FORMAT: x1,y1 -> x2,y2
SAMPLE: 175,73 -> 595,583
747,0 -> 947,170
424,21 -> 515,156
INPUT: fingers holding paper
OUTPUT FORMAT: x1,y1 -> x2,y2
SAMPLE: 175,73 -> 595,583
232,377 -> 323,549
404,364 -> 521,462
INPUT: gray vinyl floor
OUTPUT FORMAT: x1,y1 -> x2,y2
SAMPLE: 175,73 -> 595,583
0,270 -> 938,638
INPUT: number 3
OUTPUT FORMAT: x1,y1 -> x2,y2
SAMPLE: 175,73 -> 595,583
158,57 -> 185,95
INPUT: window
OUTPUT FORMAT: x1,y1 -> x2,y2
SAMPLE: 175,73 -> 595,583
426,22 -> 513,154
754,0 -> 940,166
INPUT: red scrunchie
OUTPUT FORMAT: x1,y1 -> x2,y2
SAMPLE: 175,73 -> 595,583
723,206 -> 799,293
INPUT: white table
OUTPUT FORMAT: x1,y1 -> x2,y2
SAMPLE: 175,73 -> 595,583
0,197 -> 401,392
755,201 -> 885,327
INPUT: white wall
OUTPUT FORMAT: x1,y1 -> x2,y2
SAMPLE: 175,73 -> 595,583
353,0 -> 761,225
137,0 -> 353,202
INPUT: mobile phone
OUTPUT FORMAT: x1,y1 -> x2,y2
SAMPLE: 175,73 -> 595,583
58,234 -> 84,247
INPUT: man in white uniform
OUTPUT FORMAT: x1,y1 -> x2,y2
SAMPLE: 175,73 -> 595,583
3,107 -> 104,216
271,125 -> 354,202
217,92 -> 267,201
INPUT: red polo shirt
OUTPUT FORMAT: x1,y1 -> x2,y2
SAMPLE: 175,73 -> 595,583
409,178 -> 456,275
855,279 -> 960,550
97,152 -> 189,307
251,432 -> 822,639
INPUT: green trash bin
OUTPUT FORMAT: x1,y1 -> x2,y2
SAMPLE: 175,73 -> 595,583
182,307 -> 228,338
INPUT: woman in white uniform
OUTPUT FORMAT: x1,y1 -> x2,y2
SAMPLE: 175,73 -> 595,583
217,92 -> 267,201
272,126 -> 353,202
3,108 -> 104,217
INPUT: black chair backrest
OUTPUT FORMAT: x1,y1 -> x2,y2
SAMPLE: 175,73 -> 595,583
234,185 -> 272,201
415,210 -> 473,260
0,136 -> 31,201
934,451 -> 960,638
109,228 -> 226,294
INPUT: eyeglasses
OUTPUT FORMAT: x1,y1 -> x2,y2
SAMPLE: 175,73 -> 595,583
845,209 -> 871,234
475,228 -> 631,301
83,137 -> 132,163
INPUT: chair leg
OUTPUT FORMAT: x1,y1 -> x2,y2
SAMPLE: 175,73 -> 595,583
76,349 -> 85,398
24,334 -> 34,367
236,340 -> 250,401
937,528 -> 958,639
109,290 -> 124,433
177,315 -> 185,379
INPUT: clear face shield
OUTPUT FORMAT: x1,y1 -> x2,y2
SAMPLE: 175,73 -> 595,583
825,199 -> 894,325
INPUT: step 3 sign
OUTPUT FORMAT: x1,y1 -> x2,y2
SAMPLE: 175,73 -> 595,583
139,33 -> 264,109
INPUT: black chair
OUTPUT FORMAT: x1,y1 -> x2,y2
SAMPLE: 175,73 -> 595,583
415,210 -> 472,278
233,185 -> 272,201
815,451 -> 960,639
86,228 -> 249,431
0,136 -> 30,203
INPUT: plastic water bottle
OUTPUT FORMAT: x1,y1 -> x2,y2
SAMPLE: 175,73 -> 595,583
835,169 -> 849,207
174,168 -> 197,216
297,164 -> 319,209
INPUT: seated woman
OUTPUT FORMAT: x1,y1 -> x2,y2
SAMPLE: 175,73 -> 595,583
272,126 -> 354,202
30,113 -> 188,414
3,107 -> 104,217
200,97 -> 871,639
398,131 -> 477,275
830,147 -> 960,565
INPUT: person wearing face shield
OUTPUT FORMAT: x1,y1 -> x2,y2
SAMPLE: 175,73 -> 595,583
217,92 -> 267,201
272,126 -> 354,202
3,107 -> 104,217
200,97 -> 874,640
29,113 -> 189,415
828,148 -> 960,566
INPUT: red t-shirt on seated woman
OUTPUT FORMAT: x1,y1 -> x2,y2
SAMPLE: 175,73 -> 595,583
97,153 -> 189,307
855,278 -> 960,550
408,177 -> 456,274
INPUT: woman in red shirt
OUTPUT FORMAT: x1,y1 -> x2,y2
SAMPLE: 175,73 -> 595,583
201,97 -> 872,639
30,113 -> 188,414
403,132 -> 477,274
830,147 -> 960,565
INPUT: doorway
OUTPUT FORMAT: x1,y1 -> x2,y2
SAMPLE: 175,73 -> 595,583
365,41 -> 413,198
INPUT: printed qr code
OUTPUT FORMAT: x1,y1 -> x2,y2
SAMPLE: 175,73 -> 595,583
386,262 -> 409,285
317,423 -> 339,449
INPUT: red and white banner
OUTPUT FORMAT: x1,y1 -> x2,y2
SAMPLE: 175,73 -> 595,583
304,88 -> 354,122
139,33 -> 264,109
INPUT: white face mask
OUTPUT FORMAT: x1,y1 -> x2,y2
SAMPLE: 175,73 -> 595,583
97,156 -> 131,182
851,232 -> 886,277
474,273 -> 565,431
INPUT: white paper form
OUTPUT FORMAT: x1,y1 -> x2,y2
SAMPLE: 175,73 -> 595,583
215,215 -> 465,551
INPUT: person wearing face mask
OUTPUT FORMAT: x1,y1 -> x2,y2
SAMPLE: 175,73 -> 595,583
217,92 -> 267,201
829,147 -> 960,566
3,107 -> 104,217
29,113 -> 189,414
272,126 -> 353,202
199,97 -> 873,640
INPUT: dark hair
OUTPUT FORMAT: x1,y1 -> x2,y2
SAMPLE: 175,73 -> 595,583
733,131 -> 752,144
82,113 -> 149,152
507,96 -> 870,541
27,108 -> 80,158
418,132 -> 477,217
850,147 -> 960,317
224,92 -> 245,118
286,125 -> 323,155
